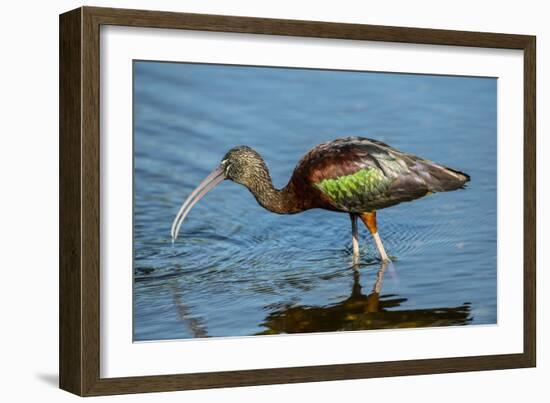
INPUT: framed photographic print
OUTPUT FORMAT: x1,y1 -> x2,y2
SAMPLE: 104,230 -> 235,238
59,6 -> 536,396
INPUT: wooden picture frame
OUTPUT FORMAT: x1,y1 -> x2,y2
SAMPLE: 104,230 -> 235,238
59,6 -> 536,396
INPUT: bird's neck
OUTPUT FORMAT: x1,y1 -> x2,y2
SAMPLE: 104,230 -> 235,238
244,169 -> 302,214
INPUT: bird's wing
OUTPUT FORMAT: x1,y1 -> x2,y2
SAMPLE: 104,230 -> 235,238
293,136 -> 468,212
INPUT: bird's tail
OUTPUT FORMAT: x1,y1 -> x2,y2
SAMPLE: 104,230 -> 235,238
421,162 -> 470,192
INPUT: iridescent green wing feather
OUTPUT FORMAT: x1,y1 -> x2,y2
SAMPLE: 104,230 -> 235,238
314,167 -> 392,212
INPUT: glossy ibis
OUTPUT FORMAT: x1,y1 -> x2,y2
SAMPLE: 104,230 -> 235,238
171,136 -> 470,262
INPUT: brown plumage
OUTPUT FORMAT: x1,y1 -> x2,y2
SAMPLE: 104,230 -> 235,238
171,136 -> 470,262
288,137 -> 469,212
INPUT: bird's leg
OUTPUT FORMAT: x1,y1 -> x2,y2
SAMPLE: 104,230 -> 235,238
360,211 -> 390,262
350,213 -> 360,263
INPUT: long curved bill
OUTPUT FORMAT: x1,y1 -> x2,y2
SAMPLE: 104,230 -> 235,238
170,166 -> 225,243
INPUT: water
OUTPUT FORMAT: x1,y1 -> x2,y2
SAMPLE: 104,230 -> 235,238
133,61 -> 496,341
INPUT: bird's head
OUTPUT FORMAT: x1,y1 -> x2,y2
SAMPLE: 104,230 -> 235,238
221,146 -> 269,187
170,145 -> 267,242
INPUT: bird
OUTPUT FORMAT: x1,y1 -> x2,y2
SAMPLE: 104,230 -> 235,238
170,136 -> 470,262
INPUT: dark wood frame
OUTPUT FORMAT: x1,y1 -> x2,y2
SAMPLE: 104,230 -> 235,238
59,6 -> 536,396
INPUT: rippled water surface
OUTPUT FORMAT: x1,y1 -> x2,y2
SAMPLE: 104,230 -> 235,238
133,61 -> 496,341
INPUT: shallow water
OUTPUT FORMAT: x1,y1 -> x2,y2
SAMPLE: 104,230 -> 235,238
133,61 -> 496,341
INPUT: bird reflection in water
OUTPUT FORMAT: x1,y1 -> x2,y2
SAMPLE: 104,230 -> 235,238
257,262 -> 472,335
167,262 -> 472,338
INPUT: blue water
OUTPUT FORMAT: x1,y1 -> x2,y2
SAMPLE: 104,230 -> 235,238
133,61 -> 496,341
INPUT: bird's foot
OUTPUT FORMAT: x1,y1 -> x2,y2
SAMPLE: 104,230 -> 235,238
378,255 -> 396,263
